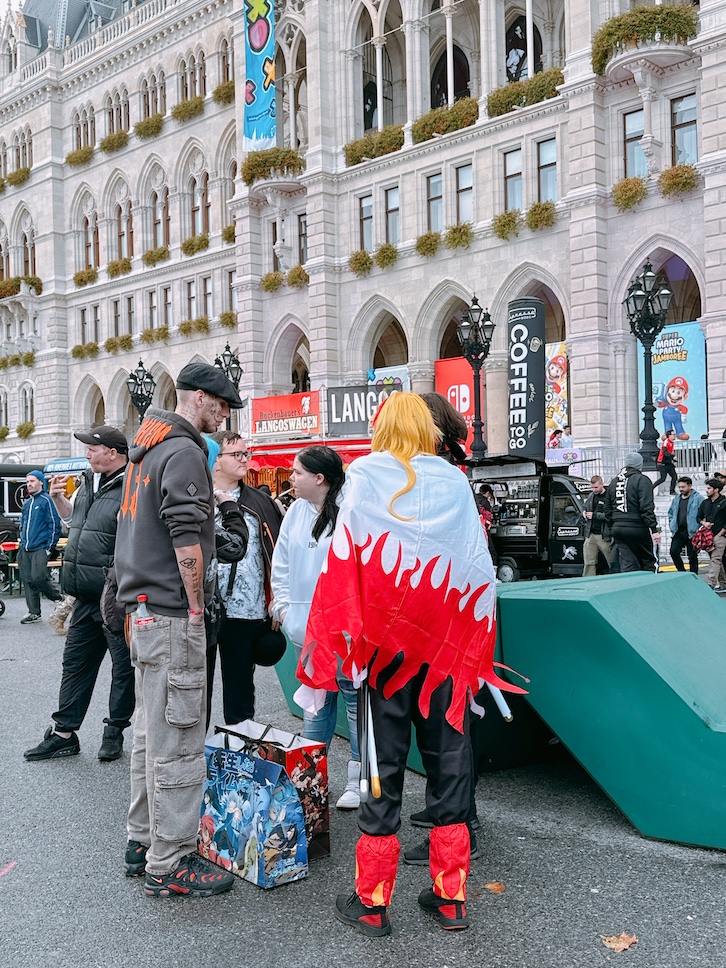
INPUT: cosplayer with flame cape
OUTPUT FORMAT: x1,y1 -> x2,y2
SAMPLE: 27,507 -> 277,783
296,393 -> 525,936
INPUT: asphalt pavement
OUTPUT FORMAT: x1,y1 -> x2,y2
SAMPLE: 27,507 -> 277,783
1,590 -> 725,968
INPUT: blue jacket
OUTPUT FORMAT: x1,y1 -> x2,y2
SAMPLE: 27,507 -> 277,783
668,490 -> 703,538
19,490 -> 62,552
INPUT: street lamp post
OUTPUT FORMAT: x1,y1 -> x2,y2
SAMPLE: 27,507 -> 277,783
125,359 -> 156,421
214,343 -> 243,390
623,260 -> 673,470
456,295 -> 496,460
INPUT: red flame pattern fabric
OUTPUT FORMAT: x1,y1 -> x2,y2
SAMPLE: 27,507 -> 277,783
430,823 -> 470,901
300,452 -> 526,732
355,833 -> 400,907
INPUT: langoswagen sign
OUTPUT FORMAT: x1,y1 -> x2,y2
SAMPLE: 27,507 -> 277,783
252,390 -> 320,437
507,298 -> 546,460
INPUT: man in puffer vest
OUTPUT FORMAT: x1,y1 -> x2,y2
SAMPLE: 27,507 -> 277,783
24,425 -> 133,763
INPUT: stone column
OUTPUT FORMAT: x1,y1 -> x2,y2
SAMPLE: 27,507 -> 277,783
374,37 -> 386,131
484,353 -> 508,455
409,362 -> 435,394
443,0 -> 455,106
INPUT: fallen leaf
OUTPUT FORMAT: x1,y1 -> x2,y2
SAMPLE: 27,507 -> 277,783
601,932 -> 638,952
483,881 -> 506,894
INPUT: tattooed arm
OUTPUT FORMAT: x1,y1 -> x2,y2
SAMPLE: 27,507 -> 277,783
174,544 -> 205,623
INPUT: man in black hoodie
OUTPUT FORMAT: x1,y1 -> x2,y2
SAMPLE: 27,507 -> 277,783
604,452 -> 660,573
114,362 -> 243,899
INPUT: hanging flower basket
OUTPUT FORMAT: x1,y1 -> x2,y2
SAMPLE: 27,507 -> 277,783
65,146 -> 94,167
172,96 -> 204,123
657,164 -> 700,198
181,234 -> 209,256
525,200 -> 557,232
260,271 -> 285,292
348,250 -> 373,276
415,231 -> 441,258
134,114 -> 164,140
612,176 -> 648,212
0,425 -> 8,441
74,267 -> 99,287
8,166 -> 30,186
286,265 -> 309,288
105,336 -> 120,354
213,80 -> 235,106
16,421 -> 35,439
222,224 -> 235,244
444,223 -> 474,250
374,243 -> 398,269
107,258 -> 132,278
142,245 -> 170,267
220,310 -> 237,329
99,131 -> 129,154
492,210 -> 522,241
118,334 -> 133,351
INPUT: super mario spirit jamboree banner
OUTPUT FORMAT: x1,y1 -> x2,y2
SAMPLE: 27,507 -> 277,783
243,0 -> 276,150
638,321 -> 707,440
545,341 -> 568,434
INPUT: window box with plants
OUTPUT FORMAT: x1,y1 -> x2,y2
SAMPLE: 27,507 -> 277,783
107,257 -> 132,278
412,97 -> 479,145
66,146 -> 95,167
286,265 -> 309,288
260,270 -> 285,292
348,250 -> 373,277
99,131 -> 129,154
525,200 -> 557,231
492,209 -> 522,241
8,166 -> 30,186
7,354 -> 21,367
344,125 -> 405,167
16,421 -> 35,439
486,68 -> 565,118
172,96 -> 205,123
181,234 -> 209,256
241,148 -> 305,187
0,425 -> 8,441
374,243 -> 398,269
134,114 -> 164,140
415,231 -> 441,258
657,163 -> 700,198
220,310 -> 237,330
142,245 -> 170,267
178,316 -> 210,336
213,80 -> 235,106
119,334 -> 133,351
591,4 -> 699,77
444,222 -> 474,250
612,176 -> 649,212
222,224 -> 235,245
74,267 -> 99,287
0,177 -> 5,194
104,336 -> 121,354
22,351 -> 35,367
0,275 -> 42,299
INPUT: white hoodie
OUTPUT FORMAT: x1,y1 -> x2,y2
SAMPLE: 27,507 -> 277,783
269,497 -> 333,647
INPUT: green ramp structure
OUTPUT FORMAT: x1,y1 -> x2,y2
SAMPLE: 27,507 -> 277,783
497,571 -> 726,850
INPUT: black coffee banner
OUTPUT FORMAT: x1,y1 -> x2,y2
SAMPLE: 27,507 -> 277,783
507,298 -> 546,460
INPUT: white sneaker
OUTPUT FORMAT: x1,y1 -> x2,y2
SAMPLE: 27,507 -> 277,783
335,760 -> 361,810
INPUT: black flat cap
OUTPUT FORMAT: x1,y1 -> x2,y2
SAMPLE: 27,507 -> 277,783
176,362 -> 243,409
74,425 -> 129,454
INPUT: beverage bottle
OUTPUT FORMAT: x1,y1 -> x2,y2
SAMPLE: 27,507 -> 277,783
134,594 -> 155,627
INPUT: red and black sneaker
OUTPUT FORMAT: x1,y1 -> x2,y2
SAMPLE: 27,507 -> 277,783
418,888 -> 469,930
124,840 -> 149,877
145,853 -> 235,898
335,892 -> 391,937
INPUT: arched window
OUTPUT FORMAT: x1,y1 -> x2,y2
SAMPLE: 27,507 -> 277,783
107,91 -> 129,133
362,27 -> 393,131
220,38 -> 233,82
0,140 -> 7,178
197,52 -> 206,97
189,173 -> 210,235
116,202 -> 134,258
506,16 -> 543,82
152,188 -> 170,247
142,72 -> 167,118
23,129 -> 32,168
83,213 -> 100,268
430,47 -> 470,108
22,230 -> 35,276
121,89 -> 130,130
19,384 -> 34,424
181,53 -> 206,101
0,388 -> 8,427
74,111 -> 94,150
0,233 -> 8,280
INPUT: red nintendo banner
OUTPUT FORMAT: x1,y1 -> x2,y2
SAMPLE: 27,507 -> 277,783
251,390 -> 321,437
434,356 -> 482,452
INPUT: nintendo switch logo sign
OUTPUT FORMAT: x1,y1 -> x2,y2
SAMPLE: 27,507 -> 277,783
447,384 -> 470,413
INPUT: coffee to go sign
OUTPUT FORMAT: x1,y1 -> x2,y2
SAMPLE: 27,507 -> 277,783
507,298 -> 546,460
252,390 -> 321,437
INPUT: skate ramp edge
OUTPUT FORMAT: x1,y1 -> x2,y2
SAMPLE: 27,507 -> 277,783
496,572 -> 726,849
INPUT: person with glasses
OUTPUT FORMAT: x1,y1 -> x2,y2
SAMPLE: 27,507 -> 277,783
208,431 -> 284,724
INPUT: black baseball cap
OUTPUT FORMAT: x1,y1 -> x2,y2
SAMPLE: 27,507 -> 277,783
176,362 -> 243,409
74,425 -> 129,454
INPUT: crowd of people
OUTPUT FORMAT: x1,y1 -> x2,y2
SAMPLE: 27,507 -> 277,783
14,369 -> 725,932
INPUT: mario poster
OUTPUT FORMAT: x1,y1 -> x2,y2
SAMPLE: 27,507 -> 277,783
638,321 -> 707,440
545,341 -> 569,434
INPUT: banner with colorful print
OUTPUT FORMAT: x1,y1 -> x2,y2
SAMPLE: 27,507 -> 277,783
638,320 -> 707,441
243,0 -> 276,150
545,340 -> 569,434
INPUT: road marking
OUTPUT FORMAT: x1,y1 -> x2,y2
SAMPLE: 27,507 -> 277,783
0,861 -> 17,877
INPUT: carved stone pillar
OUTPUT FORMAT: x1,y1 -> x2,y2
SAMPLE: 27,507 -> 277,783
484,353 -> 508,455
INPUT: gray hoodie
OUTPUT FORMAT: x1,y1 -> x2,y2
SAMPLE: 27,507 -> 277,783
114,406 -> 215,616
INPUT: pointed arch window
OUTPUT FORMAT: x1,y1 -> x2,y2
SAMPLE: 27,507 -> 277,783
20,384 -> 34,424
0,235 -> 8,280
362,27 -> 393,131
83,213 -> 100,269
431,47 -> 470,109
181,53 -> 206,101
116,202 -> 134,259
0,141 -> 6,178
0,388 -> 8,428
189,173 -> 210,236
142,72 -> 166,118
220,38 -> 233,82
152,188 -> 170,247
22,230 -> 35,276
506,16 -> 543,82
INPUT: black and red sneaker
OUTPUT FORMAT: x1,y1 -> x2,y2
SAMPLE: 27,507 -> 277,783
335,892 -> 391,937
145,853 -> 235,898
124,840 -> 149,877
418,888 -> 469,930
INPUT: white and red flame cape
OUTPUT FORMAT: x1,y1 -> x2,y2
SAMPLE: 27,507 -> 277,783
298,452 -> 525,733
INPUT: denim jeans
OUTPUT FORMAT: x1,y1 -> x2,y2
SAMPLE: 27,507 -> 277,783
127,612 -> 207,875
294,643 -> 359,761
